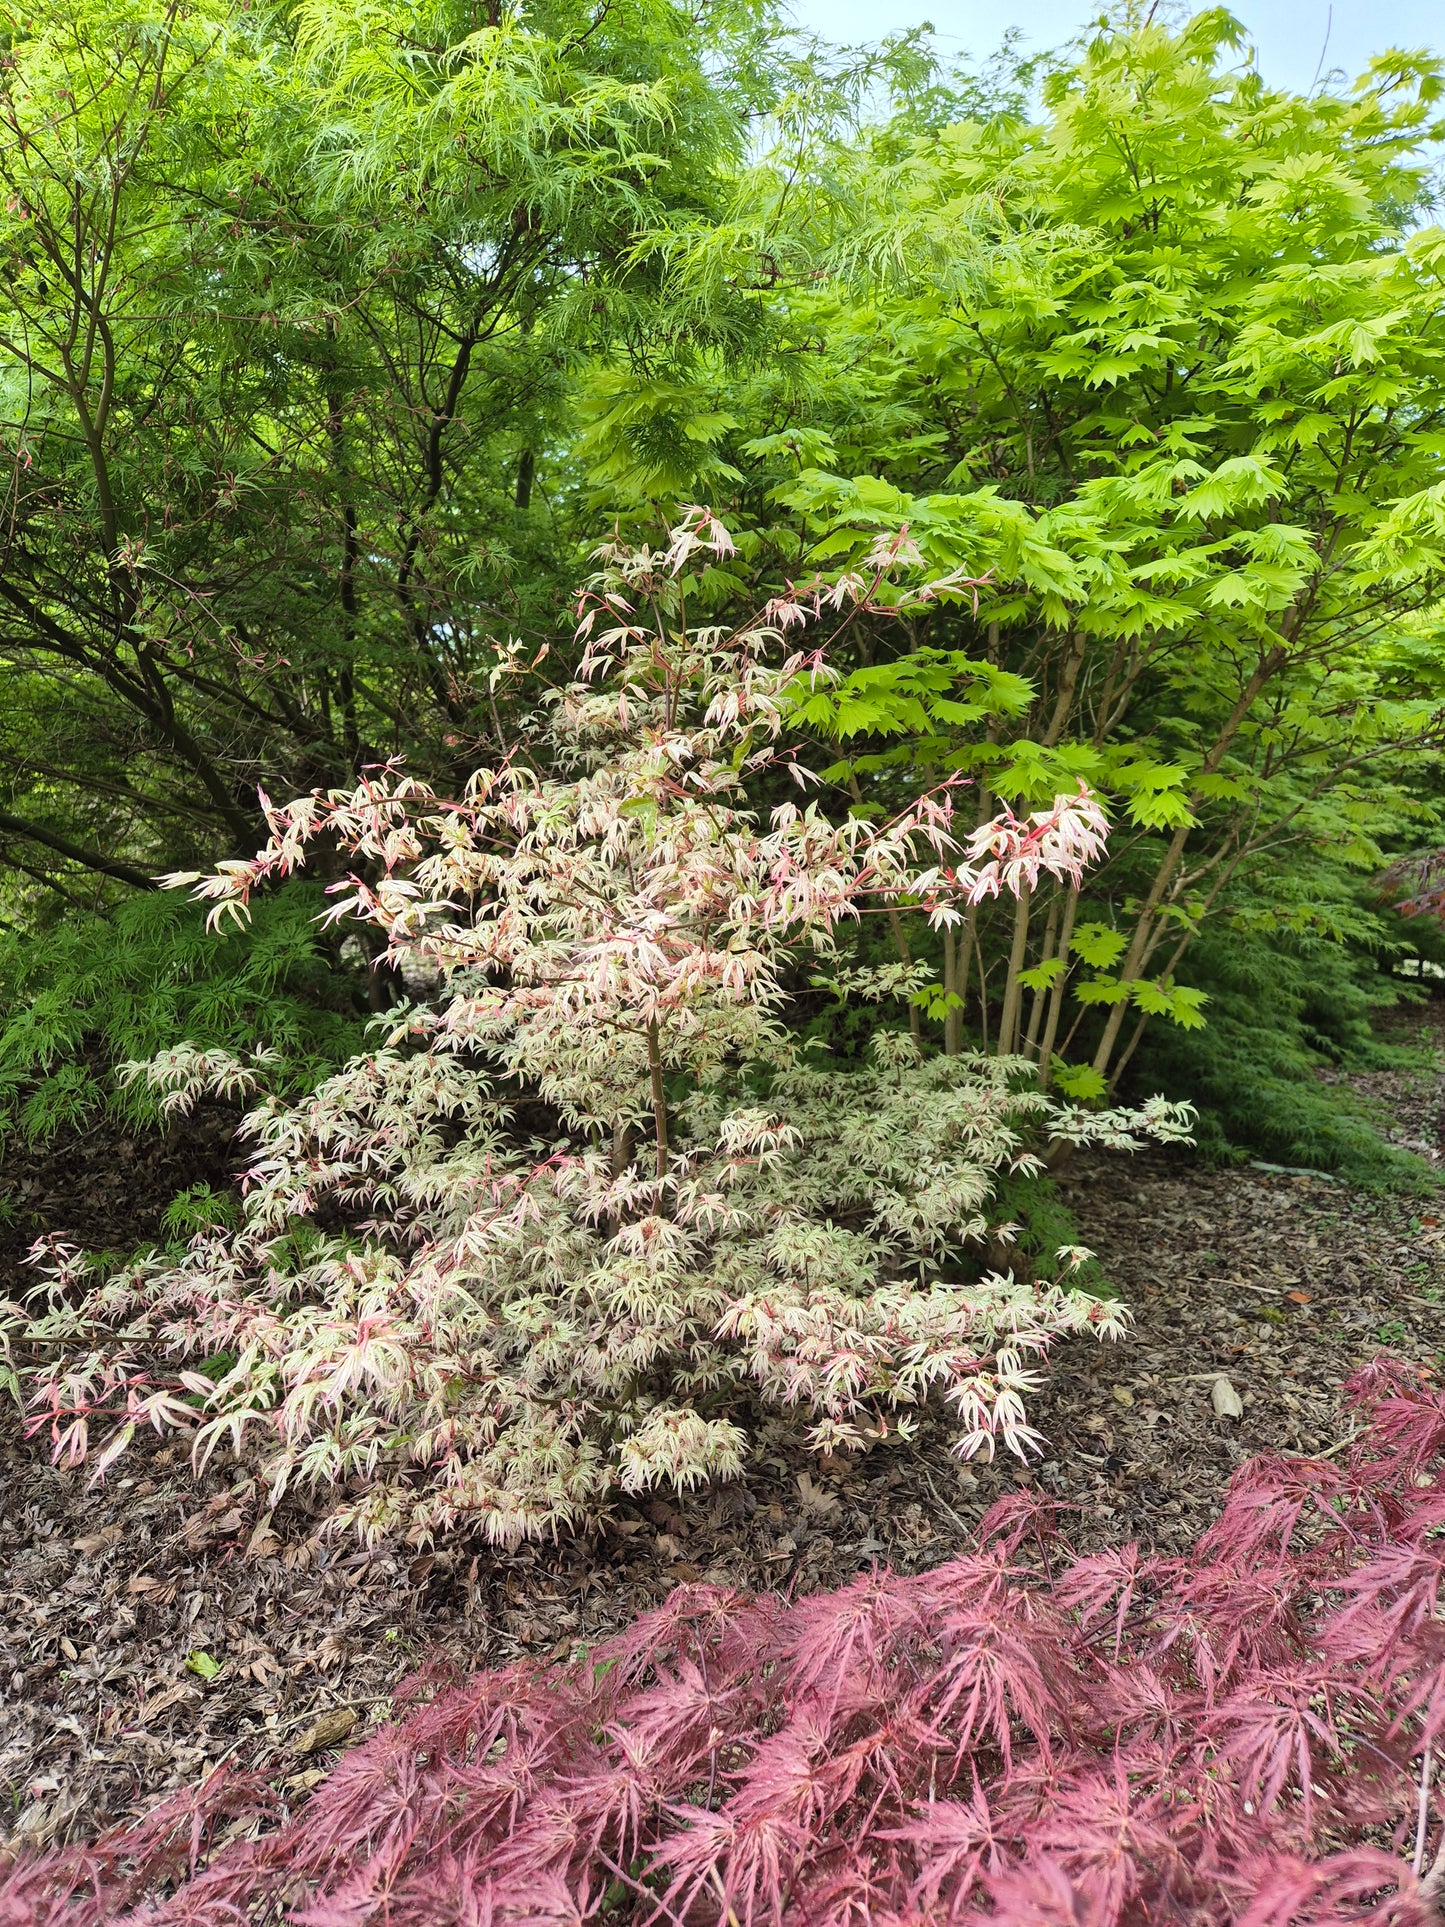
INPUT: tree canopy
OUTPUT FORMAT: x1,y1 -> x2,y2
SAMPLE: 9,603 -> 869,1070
0,0 -> 761,877
0,1 -> 1442,1164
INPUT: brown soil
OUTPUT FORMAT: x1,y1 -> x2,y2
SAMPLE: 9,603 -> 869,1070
3,1016 -> 1443,1853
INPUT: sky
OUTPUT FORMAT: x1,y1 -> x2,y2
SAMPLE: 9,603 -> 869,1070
782,0 -> 1440,98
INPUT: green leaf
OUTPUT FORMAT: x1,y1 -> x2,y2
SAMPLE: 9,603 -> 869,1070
1124,791 -> 1198,830
1072,976 -> 1133,1006
1069,924 -> 1127,968
1018,957 -> 1068,992
1051,1061 -> 1107,1101
1131,980 -> 1209,1028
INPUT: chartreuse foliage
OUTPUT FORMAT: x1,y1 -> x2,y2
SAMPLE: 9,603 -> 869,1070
583,10 -> 1445,1157
0,520 -> 1190,1545
8,1360 -> 1445,1924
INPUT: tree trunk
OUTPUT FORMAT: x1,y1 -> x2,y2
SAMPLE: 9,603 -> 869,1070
646,1020 -> 669,1180
997,882 -> 1032,1058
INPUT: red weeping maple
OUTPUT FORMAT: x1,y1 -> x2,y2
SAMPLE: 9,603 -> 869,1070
7,1360 -> 1445,1926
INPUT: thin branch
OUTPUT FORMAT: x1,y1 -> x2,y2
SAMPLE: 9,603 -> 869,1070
0,809 -> 151,887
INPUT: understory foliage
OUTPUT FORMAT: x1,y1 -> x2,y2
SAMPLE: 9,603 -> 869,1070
0,517 -> 1189,1545
0,887 -> 365,1148
1136,920 -> 1429,1184
9,1361 -> 1445,1925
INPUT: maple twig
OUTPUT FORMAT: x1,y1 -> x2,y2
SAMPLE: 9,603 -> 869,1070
1416,1742 -> 1434,1876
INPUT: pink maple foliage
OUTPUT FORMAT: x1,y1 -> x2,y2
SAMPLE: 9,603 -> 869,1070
0,510 -> 1188,1547
8,1358 -> 1445,1925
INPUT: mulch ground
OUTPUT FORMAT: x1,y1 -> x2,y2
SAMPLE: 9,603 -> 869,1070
0,1102 -> 239,1280
3,1009 -> 1444,1854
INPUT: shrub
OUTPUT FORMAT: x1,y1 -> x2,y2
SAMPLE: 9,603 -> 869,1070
0,886 -> 365,1149
8,1359 -> 1445,1925
0,513 -> 1190,1545
1131,921 -> 1430,1186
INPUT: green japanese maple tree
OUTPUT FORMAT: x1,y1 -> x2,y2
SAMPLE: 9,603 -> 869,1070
586,11 -> 1445,1097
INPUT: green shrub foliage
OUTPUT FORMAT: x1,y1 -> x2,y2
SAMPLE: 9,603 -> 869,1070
0,889 -> 365,1147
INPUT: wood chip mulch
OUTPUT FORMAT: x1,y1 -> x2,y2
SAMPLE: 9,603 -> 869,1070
3,1009 -> 1443,1853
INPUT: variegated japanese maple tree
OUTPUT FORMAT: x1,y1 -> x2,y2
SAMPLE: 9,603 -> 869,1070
2,514 -> 1190,1545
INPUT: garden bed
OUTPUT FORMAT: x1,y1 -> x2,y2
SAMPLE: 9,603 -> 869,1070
3,1012 -> 1443,1854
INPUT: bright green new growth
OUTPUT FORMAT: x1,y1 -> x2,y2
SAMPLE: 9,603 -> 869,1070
587,11 -> 1445,1160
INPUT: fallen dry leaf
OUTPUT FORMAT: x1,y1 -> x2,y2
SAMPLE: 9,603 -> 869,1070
1286,1291 -> 1312,1305
178,1504 -> 245,1551
293,1706 -> 358,1756
138,1682 -> 195,1722
796,1472 -> 840,1518
11,1794 -> 80,1847
1211,1377 -> 1244,1421
245,1513 -> 281,1561
73,1525 -> 123,1556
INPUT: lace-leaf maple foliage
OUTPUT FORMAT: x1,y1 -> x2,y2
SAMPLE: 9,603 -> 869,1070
0,514 -> 1190,1546
7,1362 -> 1445,1927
